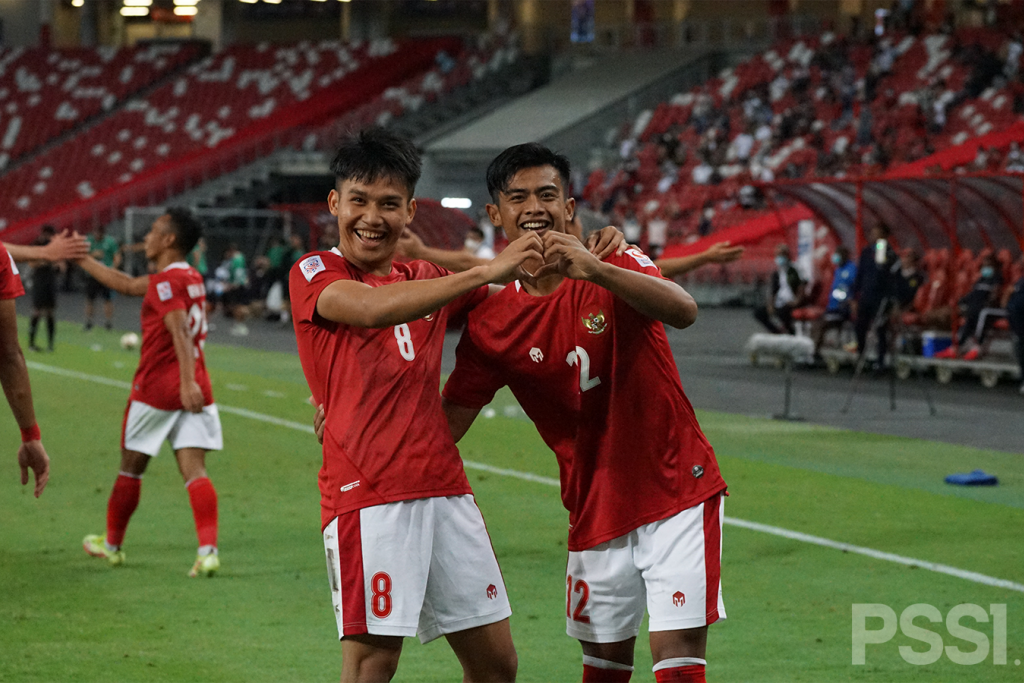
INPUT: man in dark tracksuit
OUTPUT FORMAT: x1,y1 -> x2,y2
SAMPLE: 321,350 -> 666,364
1007,274 -> 1024,394
851,224 -> 898,366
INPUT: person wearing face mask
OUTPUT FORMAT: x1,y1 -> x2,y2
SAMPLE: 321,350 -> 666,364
753,244 -> 806,335
851,224 -> 898,366
464,225 -> 495,260
935,253 -> 1003,359
811,245 -> 857,358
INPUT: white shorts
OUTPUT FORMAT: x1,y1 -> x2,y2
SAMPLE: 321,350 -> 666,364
121,400 -> 223,457
322,494 -> 512,644
565,494 -> 726,643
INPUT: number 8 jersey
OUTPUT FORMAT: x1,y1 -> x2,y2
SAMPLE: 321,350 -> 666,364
290,249 -> 489,530
131,261 -> 213,411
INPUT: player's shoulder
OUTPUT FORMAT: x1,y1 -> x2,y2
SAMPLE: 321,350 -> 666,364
396,258 -> 448,280
292,249 -> 348,284
605,247 -> 657,270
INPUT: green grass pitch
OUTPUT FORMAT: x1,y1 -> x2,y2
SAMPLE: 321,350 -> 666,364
2,322 -> 1022,682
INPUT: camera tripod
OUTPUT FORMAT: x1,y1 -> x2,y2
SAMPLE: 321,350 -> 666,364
841,295 -> 937,415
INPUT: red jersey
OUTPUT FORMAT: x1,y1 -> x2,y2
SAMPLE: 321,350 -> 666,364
289,249 -> 488,529
0,244 -> 25,300
443,249 -> 727,551
130,262 -> 213,411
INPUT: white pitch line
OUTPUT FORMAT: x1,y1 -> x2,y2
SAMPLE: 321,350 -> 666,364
27,361 -> 1024,594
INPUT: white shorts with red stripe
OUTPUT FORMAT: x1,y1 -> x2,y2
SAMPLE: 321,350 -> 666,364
564,493 -> 725,643
121,400 -> 223,457
322,494 -> 511,644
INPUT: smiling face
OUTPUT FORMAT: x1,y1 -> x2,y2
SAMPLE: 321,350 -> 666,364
485,165 -> 575,241
329,176 -> 416,275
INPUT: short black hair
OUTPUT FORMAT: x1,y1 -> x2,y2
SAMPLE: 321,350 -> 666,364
165,208 -> 202,255
330,127 -> 421,198
486,143 -> 571,203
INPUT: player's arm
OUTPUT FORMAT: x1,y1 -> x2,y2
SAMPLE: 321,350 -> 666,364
540,232 -> 698,329
5,231 -> 90,263
164,308 -> 204,414
397,229 -> 490,273
316,233 -> 543,327
655,242 -> 744,278
441,398 -> 481,443
77,256 -> 148,297
0,299 -> 49,497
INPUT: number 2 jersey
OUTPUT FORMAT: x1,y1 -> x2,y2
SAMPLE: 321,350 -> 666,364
131,262 -> 213,411
442,249 -> 727,552
289,249 -> 488,530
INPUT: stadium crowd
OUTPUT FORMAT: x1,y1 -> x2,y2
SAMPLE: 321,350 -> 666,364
580,22 -> 1024,256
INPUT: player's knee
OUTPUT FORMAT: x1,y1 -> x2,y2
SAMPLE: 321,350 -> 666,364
346,650 -> 400,683
492,647 -> 518,682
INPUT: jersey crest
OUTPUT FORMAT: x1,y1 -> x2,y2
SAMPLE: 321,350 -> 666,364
580,307 -> 607,335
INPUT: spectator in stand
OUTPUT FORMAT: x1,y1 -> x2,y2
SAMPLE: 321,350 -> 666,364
1004,32 -> 1023,79
753,244 -> 805,335
84,225 -> 121,331
811,245 -> 857,359
1005,142 -> 1024,172
221,244 -> 250,337
936,252 -> 1004,359
27,226 -> 63,353
851,224 -> 898,365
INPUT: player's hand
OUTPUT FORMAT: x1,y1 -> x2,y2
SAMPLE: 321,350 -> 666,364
703,241 -> 744,264
584,226 -> 631,260
482,232 -> 545,285
180,380 -> 204,414
313,403 -> 326,445
46,230 -> 90,262
18,440 -> 50,498
536,232 -> 603,281
396,228 -> 425,259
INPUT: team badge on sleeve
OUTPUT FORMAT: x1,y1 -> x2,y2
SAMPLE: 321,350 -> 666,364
300,255 -> 326,282
625,248 -> 655,269
157,281 -> 173,302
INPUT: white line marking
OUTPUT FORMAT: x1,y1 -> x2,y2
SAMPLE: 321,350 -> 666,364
27,361 -> 1024,594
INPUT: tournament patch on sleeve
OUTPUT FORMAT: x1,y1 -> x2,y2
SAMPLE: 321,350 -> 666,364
300,255 -> 326,282
625,248 -> 655,268
156,281 -> 173,302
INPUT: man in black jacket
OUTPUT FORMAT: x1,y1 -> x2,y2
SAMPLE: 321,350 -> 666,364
851,224 -> 898,365
753,244 -> 805,334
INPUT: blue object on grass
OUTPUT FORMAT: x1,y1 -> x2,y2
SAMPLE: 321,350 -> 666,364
944,469 -> 998,486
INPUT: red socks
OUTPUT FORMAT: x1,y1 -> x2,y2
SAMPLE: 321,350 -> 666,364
582,656 -> 632,683
653,659 -> 706,683
106,473 -> 141,548
186,477 -> 219,549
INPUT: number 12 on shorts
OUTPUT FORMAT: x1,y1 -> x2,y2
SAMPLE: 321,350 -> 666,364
566,575 -> 591,623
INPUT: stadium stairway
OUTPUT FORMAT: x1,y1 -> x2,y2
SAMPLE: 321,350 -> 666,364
417,48 -> 747,209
